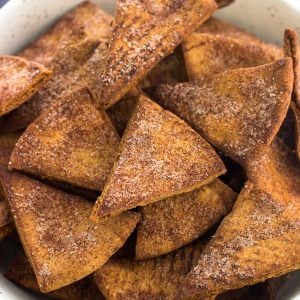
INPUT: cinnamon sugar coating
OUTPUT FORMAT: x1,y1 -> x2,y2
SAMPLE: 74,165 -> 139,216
94,240 -> 205,300
0,169 -> 140,292
5,250 -> 104,300
92,95 -> 225,219
9,88 -> 120,191
0,56 -> 51,117
156,58 -> 293,166
136,179 -> 236,259
97,0 -> 218,108
183,33 -> 281,82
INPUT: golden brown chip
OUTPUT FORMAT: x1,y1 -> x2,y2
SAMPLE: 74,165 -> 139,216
183,33 -> 281,82
136,179 -> 236,259
0,132 -> 21,167
92,95 -> 225,220
6,250 -> 104,300
0,56 -> 51,117
9,88 -> 120,191
197,17 -> 282,56
0,168 -> 140,292
97,0 -> 218,108
284,28 -> 300,106
140,46 -> 188,88
180,182 -> 300,298
18,1 -> 112,65
94,240 -> 205,299
156,58 -> 293,166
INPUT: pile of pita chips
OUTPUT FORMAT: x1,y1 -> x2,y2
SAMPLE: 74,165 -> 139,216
1,0 -> 300,299
156,58 -> 293,166
9,88 -> 120,191
92,95 -> 225,219
0,56 -> 51,117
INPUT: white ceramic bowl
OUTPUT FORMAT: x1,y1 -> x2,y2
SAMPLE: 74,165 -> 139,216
0,0 -> 299,299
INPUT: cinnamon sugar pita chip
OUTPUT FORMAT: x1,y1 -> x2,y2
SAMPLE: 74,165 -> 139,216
18,1 -> 112,65
1,36 -> 100,132
183,33 -> 281,82
197,17 -> 282,57
91,95 -> 225,220
0,56 -> 51,117
0,168 -> 140,292
136,179 -> 236,259
0,132 -> 21,167
180,182 -> 300,298
156,58 -> 293,166
9,88 -> 120,191
97,0 -> 218,108
94,240 -> 205,300
5,250 -> 104,300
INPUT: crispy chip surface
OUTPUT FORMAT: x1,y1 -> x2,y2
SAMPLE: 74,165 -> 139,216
183,33 -> 281,82
9,88 -> 120,191
180,182 -> 300,298
0,56 -> 51,117
156,59 -> 293,166
92,95 -> 225,219
5,250 -> 104,300
97,0 -> 218,108
136,179 -> 236,259
94,240 -> 205,300
0,169 -> 140,292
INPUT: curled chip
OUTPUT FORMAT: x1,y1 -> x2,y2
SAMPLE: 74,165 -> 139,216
0,168 -> 140,292
97,0 -> 218,108
94,240 -> 205,299
9,88 -> 120,191
5,250 -> 104,300
180,182 -> 300,299
136,179 -> 236,259
183,33 -> 281,82
0,56 -> 51,117
18,1 -> 113,65
92,95 -> 225,220
156,58 -> 293,166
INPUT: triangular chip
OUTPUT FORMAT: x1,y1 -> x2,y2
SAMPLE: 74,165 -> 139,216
92,95 -> 225,219
197,17 -> 282,56
183,33 -> 281,82
0,132 -> 21,167
0,56 -> 51,117
136,179 -> 236,259
19,1 -> 112,65
156,58 -> 293,166
180,181 -> 300,298
6,250 -> 104,300
94,240 -> 205,299
9,88 -> 120,191
97,0 -> 218,108
0,169 -> 140,292
140,46 -> 188,88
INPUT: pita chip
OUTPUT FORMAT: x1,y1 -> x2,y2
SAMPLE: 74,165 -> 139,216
5,250 -> 104,300
18,1 -> 112,65
183,33 -> 281,82
0,56 -> 51,117
156,58 -> 293,166
9,88 -> 120,191
92,95 -> 225,219
97,0 -> 218,108
94,240 -> 205,300
180,181 -> 300,298
0,168 -> 140,292
136,179 -> 236,259
197,17 -> 282,56
0,132 -> 21,167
